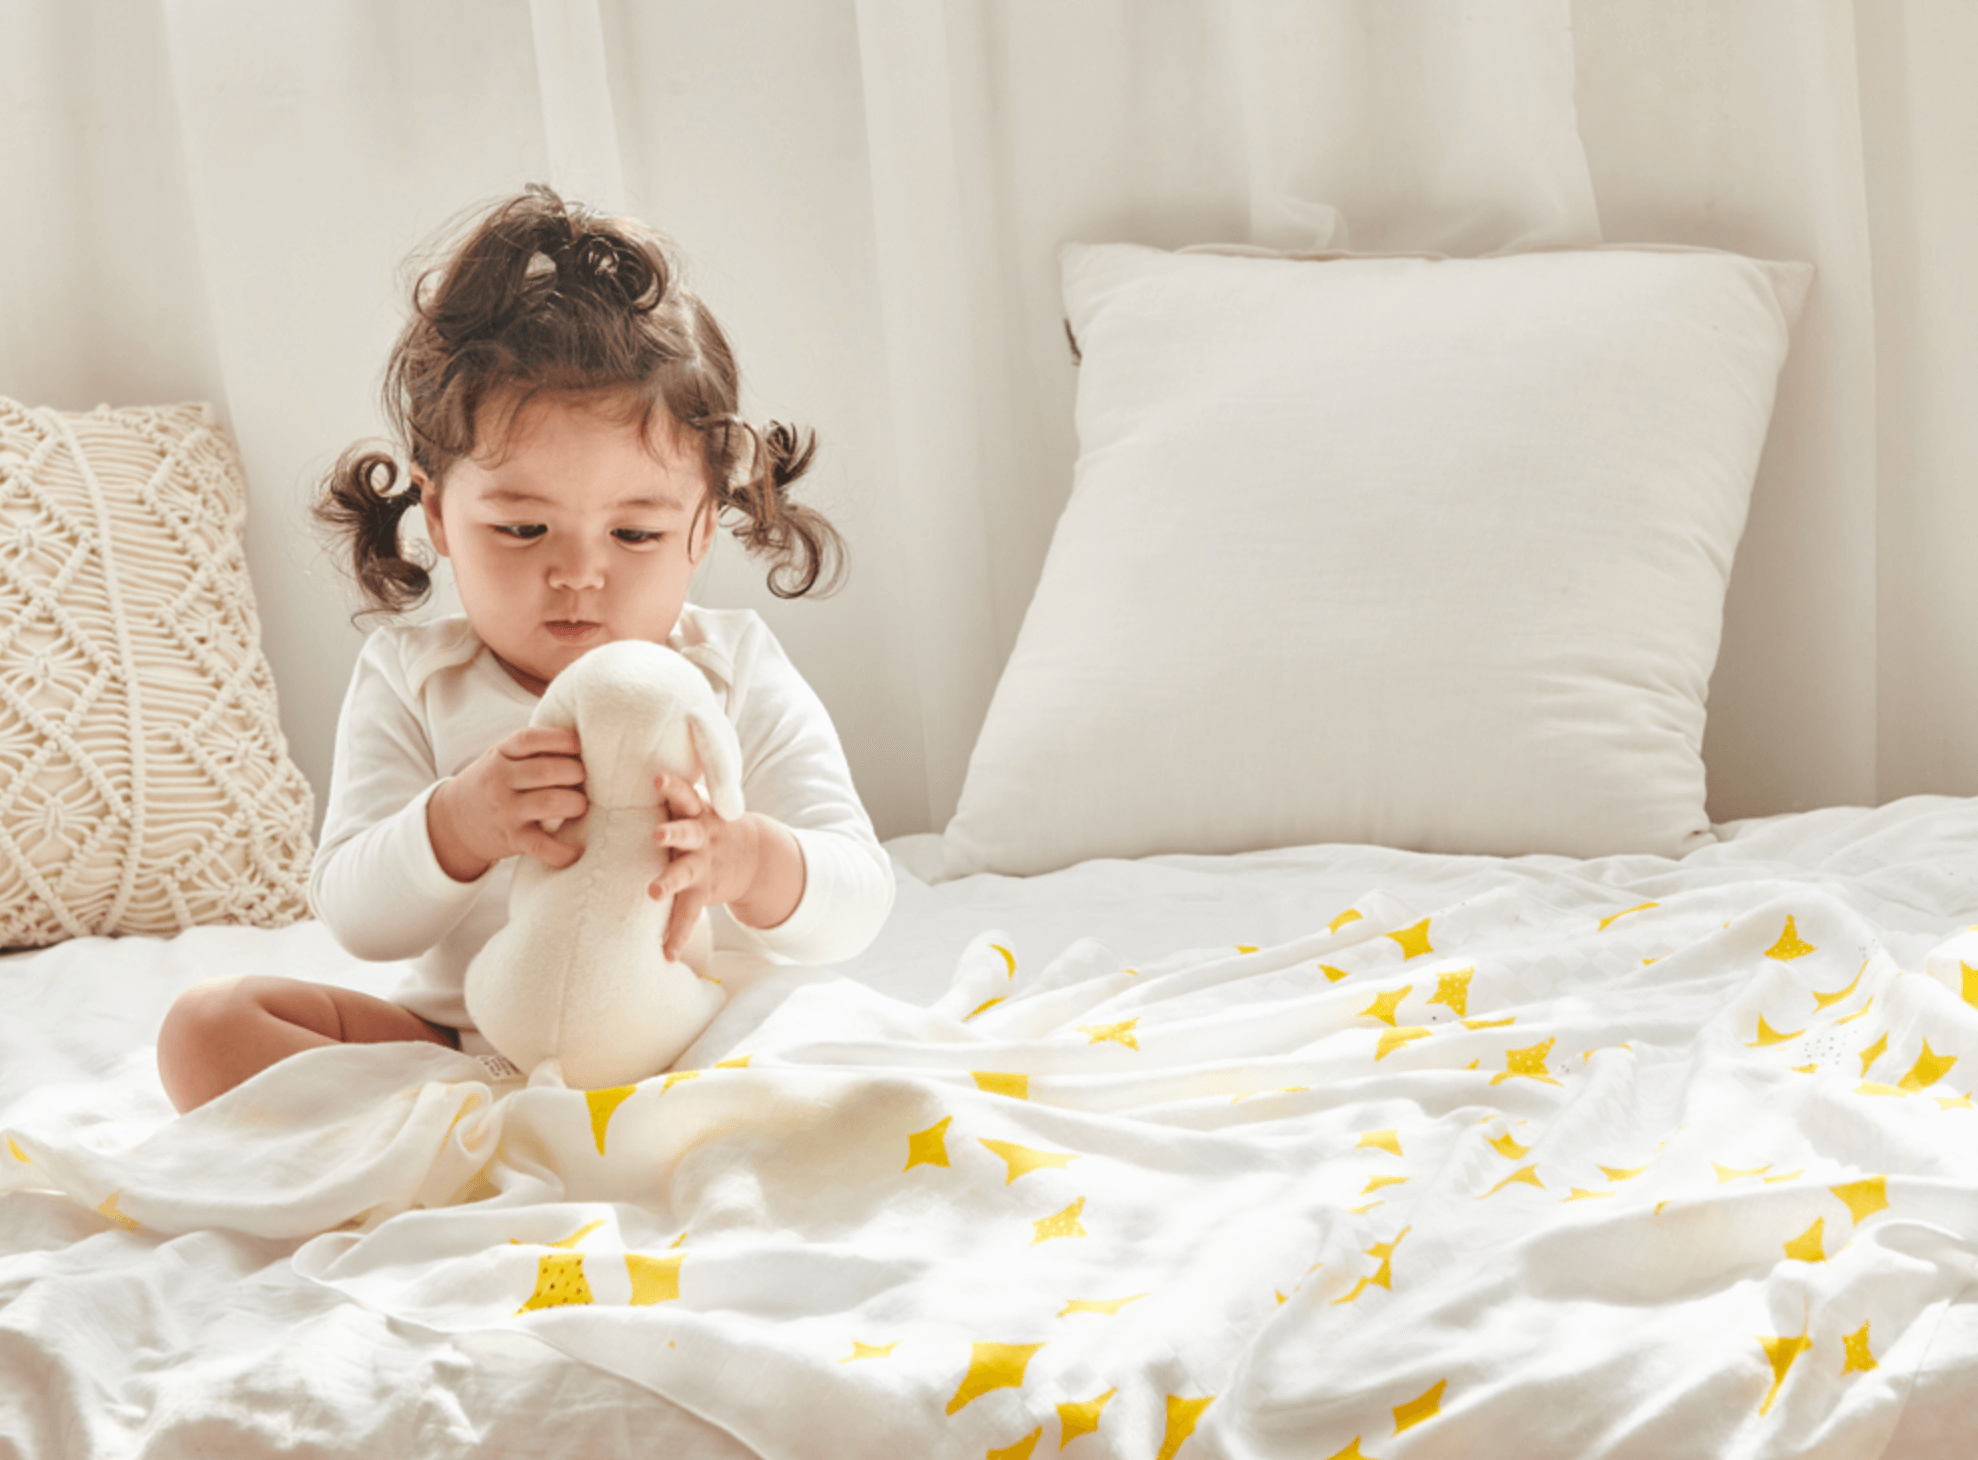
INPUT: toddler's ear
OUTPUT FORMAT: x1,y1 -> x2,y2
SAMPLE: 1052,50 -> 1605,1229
417,470 -> 452,557
686,703 -> 745,820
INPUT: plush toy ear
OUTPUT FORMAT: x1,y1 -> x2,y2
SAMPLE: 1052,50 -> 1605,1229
686,702 -> 745,820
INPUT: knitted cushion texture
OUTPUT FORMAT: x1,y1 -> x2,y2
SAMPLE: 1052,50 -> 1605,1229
0,398 -> 313,946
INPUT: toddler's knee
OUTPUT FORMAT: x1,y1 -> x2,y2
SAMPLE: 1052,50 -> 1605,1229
156,977 -> 259,1109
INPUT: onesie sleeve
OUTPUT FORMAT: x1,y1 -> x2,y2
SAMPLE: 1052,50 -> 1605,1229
307,630 -> 489,961
710,615 -> 895,965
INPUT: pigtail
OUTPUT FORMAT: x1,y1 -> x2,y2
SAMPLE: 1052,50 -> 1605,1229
313,448 -> 433,619
712,418 -> 845,599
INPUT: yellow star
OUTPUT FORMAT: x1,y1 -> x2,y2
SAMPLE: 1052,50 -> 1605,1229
1375,1027 -> 1431,1060
1426,969 -> 1472,1018
1156,1395 -> 1215,1460
1491,1038 -> 1559,1086
538,1219 -> 604,1250
1897,1039 -> 1958,1093
1057,1389 -> 1117,1445
1598,1164 -> 1648,1182
1386,919 -> 1434,960
95,1191 -> 139,1232
987,1428 -> 1041,1460
972,1071 -> 1030,1100
1079,1018 -> 1140,1049
1482,1165 -> 1544,1197
1714,1163 -> 1773,1183
1758,1331 -> 1810,1415
1358,1129 -> 1403,1156
1393,1378 -> 1445,1434
1812,961 -> 1867,1011
1462,1016 -> 1516,1030
1837,998 -> 1875,1025
840,1340 -> 896,1363
1940,1092 -> 1974,1109
1856,1082 -> 1905,1097
627,1252 -> 684,1305
1766,917 -> 1817,960
1031,1198 -> 1088,1245
659,1070 -> 699,1094
1059,1294 -> 1141,1317
6,1137 -> 27,1163
1783,1217 -> 1827,1262
1858,1033 -> 1889,1076
1830,1176 -> 1888,1224
1488,1131 -> 1532,1160
1324,1442 -> 1373,1460
905,1116 -> 952,1171
1359,987 -> 1411,1026
1331,1228 -> 1409,1303
1842,1322 -> 1878,1374
1599,901 -> 1659,931
1763,1170 -> 1805,1184
946,1341 -> 1044,1414
991,943 -> 1017,977
965,997 -> 1006,1020
1963,962 -> 1978,1009
1235,944 -> 1258,954
1329,908 -> 1364,934
1747,1016 -> 1804,1048
585,1085 -> 635,1155
1361,1175 -> 1408,1195
517,1253 -> 593,1313
1320,964 -> 1352,983
981,1139 -> 1078,1184
1563,1188 -> 1613,1202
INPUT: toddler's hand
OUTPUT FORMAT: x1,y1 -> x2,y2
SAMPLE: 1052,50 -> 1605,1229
647,774 -> 779,960
428,726 -> 587,882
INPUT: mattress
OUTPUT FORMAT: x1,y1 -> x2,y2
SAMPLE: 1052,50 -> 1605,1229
3,797 -> 1977,1457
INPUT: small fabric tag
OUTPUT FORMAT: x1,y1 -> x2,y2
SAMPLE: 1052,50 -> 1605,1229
476,1052 -> 524,1081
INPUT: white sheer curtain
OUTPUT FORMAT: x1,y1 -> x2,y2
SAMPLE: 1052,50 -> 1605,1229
2,0 -> 1971,839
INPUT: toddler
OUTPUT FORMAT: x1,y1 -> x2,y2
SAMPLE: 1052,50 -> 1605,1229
157,187 -> 894,1110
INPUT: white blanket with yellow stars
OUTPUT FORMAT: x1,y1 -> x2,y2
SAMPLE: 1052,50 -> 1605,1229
7,872 -> 1978,1458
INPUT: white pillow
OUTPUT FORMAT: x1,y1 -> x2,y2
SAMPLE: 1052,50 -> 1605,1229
943,243 -> 1813,876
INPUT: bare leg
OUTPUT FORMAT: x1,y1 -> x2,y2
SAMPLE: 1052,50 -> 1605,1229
156,975 -> 459,1113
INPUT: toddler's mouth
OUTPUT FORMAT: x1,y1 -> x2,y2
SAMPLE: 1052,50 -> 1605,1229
545,620 -> 602,642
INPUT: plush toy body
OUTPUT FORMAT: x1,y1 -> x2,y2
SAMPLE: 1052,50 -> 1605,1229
464,639 -> 744,1089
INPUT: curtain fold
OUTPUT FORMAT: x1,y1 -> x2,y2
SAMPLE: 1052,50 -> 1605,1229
2,0 -> 1969,838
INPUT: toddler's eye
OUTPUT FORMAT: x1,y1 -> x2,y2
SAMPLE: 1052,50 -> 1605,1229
613,529 -> 663,544
495,524 -> 547,540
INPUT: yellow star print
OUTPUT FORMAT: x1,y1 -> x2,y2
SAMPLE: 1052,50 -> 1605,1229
1897,1040 -> 1958,1092
627,1252 -> 683,1305
966,997 -> 1006,1020
1482,1165 -> 1544,1197
972,1071 -> 1030,1100
1858,1033 -> 1889,1076
517,1253 -> 593,1312
1487,1132 -> 1531,1160
1320,964 -> 1352,983
95,1191 -> 139,1231
1758,1331 -> 1810,1415
981,1139 -> 1078,1184
1155,1395 -> 1215,1460
946,1341 -> 1045,1414
1766,917 -> 1817,960
1963,962 -> 1978,1009
1492,1037 -> 1559,1086
1714,1163 -> 1773,1183
1323,1442 -> 1374,1460
1032,1199 -> 1088,1244
1079,1019 -> 1140,1049
841,1340 -> 896,1362
1812,962 -> 1866,1011
1843,1322 -> 1878,1374
906,1117 -> 953,1171
1329,908 -> 1364,934
6,1137 -> 27,1163
1427,969 -> 1471,1018
1331,1228 -> 1408,1304
1598,1164 -> 1647,1182
1386,919 -> 1434,960
1599,901 -> 1659,931
1057,1389 -> 1116,1445
1393,1379 -> 1445,1434
585,1086 -> 635,1155
1747,1017 -> 1804,1047
1830,1176 -> 1888,1223
1359,987 -> 1411,1026
1783,1217 -> 1827,1263
1376,1027 -> 1430,1060
1059,1295 -> 1141,1317
1358,1129 -> 1403,1156
991,943 -> 1017,976
988,1427 -> 1041,1460
1361,1175 -> 1408,1195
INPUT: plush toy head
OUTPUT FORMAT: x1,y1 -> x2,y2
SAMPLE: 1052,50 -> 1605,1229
463,639 -> 744,1089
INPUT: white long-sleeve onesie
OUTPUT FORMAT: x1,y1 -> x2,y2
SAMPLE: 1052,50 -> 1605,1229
308,605 -> 895,1030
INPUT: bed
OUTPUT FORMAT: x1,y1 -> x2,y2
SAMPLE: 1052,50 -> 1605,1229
5,242 -> 1976,1459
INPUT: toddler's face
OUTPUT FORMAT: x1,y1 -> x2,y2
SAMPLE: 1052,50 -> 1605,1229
421,394 -> 715,695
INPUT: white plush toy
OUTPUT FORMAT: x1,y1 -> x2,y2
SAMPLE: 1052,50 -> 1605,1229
463,638 -> 744,1090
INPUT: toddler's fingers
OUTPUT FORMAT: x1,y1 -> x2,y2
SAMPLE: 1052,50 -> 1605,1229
647,850 -> 702,903
520,787 -> 588,824
509,754 -> 587,789
526,830 -> 582,869
653,819 -> 707,852
663,885 -> 710,962
653,774 -> 704,822
504,726 -> 581,759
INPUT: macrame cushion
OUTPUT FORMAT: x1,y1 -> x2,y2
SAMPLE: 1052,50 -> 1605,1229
0,398 -> 314,947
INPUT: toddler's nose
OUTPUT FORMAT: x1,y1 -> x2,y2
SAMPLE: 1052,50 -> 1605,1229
547,539 -> 608,592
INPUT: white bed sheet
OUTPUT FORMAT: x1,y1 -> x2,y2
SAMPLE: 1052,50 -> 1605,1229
1,797 -> 1975,1457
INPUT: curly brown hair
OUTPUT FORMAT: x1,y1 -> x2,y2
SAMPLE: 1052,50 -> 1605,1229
317,185 -> 843,616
